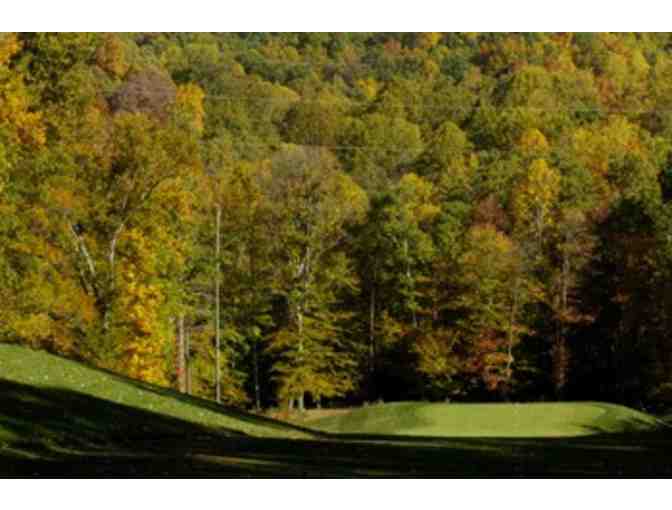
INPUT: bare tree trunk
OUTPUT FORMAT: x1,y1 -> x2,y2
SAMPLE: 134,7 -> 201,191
253,340 -> 261,410
292,244 -> 310,413
368,279 -> 378,401
404,239 -> 418,328
369,283 -> 376,374
297,305 -> 306,413
552,335 -> 569,399
108,222 -> 125,290
215,204 -> 222,403
186,326 -> 192,396
247,243 -> 261,410
68,222 -> 97,284
67,221 -> 106,326
177,314 -> 186,393
553,250 -> 571,399
506,277 -> 520,386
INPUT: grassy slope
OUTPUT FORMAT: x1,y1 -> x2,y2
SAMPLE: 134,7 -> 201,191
1,343 -> 671,477
311,401 -> 664,437
0,343 -> 313,443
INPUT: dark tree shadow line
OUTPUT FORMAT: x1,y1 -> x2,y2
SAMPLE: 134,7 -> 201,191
1,378 -> 671,477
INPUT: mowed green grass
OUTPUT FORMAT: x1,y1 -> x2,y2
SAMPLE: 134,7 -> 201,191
1,343 -> 671,477
311,401 -> 664,438
0,343 -> 312,442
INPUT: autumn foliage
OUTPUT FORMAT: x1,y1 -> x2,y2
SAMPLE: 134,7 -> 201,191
3,33 -> 672,410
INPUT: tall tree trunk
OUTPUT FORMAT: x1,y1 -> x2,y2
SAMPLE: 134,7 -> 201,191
253,340 -> 261,410
248,243 -> 261,411
293,245 -> 310,413
215,204 -> 222,403
185,326 -> 192,396
552,335 -> 569,400
505,277 -> 520,387
369,283 -> 376,373
368,278 -> 377,401
177,314 -> 186,393
553,247 -> 571,399
297,304 -> 306,413
403,238 -> 417,327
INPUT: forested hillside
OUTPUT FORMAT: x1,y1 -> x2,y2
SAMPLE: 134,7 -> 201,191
2,32 -> 672,412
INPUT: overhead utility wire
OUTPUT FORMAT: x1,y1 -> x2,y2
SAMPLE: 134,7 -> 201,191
202,92 -> 662,115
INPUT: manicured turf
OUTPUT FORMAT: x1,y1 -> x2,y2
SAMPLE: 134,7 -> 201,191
310,401 -> 664,437
1,343 -> 671,477
0,343 -> 313,441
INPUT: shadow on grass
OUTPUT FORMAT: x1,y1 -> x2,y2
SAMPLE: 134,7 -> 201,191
1,378 -> 671,477
0,344 -> 317,439
118,376 -> 321,438
582,413 -> 672,436
0,378 -> 247,448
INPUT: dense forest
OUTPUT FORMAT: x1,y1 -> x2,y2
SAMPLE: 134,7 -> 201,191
2,32 -> 672,412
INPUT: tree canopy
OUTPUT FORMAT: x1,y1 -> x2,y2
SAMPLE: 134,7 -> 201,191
3,32 -> 672,411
